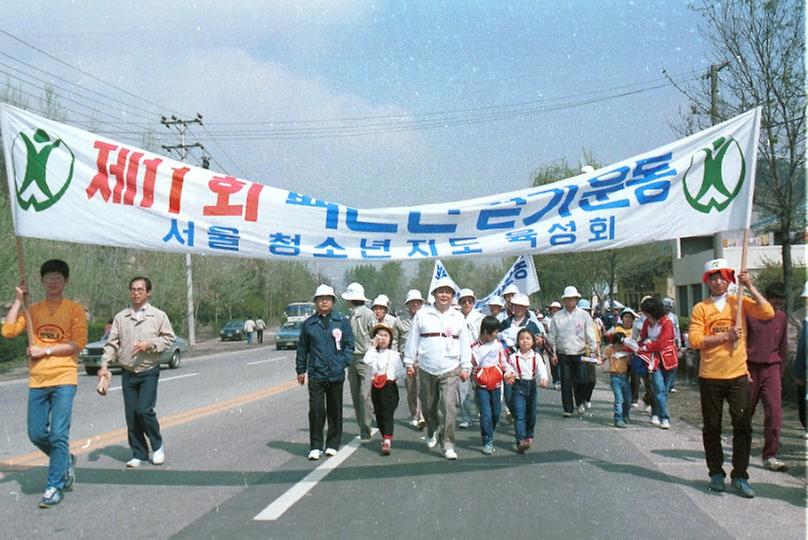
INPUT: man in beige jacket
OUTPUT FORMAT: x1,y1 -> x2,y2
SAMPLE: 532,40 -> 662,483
100,276 -> 175,468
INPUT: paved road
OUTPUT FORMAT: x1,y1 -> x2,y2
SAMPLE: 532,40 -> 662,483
1,346 -> 804,539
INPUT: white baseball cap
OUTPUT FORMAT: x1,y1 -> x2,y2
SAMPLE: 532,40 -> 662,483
313,284 -> 336,300
561,286 -> 581,299
341,282 -> 369,302
430,276 -> 458,295
458,288 -> 476,300
372,294 -> 390,308
405,289 -> 425,304
502,284 -> 519,297
510,293 -> 530,307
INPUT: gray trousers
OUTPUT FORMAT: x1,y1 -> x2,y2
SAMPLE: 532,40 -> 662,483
457,378 -> 476,424
348,355 -> 373,439
406,368 -> 422,421
419,367 -> 460,450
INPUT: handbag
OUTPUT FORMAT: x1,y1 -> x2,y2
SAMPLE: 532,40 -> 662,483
372,373 -> 388,389
660,344 -> 679,370
475,365 -> 503,390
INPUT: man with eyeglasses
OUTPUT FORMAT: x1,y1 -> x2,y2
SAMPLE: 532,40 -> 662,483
2,259 -> 88,508
99,276 -> 175,468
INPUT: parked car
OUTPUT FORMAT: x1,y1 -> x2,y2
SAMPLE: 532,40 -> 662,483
276,320 -> 303,350
220,319 -> 246,341
79,333 -> 188,375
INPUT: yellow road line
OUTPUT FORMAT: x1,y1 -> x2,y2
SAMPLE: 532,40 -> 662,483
0,379 -> 299,469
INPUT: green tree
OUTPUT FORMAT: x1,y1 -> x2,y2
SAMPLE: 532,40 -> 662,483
683,0 -> 806,314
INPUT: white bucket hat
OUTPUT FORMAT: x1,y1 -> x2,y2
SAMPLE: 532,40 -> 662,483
372,294 -> 390,309
458,288 -> 475,300
561,286 -> 581,299
549,301 -> 562,309
341,282 -> 369,302
510,293 -> 530,307
487,295 -> 504,307
662,297 -> 675,308
430,276 -> 458,295
313,284 -> 336,301
502,284 -> 519,297
405,289 -> 425,304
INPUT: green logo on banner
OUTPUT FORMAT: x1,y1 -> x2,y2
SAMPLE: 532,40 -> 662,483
11,128 -> 74,212
683,136 -> 746,213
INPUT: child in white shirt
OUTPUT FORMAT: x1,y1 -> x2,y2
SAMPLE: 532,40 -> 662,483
504,328 -> 549,453
472,316 -> 509,455
362,323 -> 405,455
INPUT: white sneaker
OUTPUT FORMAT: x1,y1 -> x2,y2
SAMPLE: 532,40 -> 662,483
126,458 -> 142,468
409,418 -> 420,427
584,401 -> 592,410
762,457 -> 786,471
426,435 -> 438,449
151,446 -> 165,465
324,447 -> 338,457
651,415 -> 661,426
458,420 -> 470,429
660,419 -> 670,430
444,448 -> 458,460
669,388 -> 678,393
631,402 -> 639,409
307,449 -> 322,460
577,404 -> 586,415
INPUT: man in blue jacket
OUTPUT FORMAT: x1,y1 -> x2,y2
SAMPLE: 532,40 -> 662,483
296,284 -> 354,460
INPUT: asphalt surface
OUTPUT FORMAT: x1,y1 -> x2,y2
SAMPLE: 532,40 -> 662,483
0,343 -> 805,539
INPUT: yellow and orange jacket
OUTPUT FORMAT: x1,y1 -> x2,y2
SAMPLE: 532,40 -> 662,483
2,299 -> 88,388
688,295 -> 774,380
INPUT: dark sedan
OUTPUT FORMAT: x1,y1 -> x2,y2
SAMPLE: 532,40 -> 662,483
276,321 -> 303,350
79,333 -> 188,375
220,319 -> 246,342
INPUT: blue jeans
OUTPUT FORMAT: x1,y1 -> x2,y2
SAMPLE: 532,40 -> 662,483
610,373 -> 631,423
651,367 -> 674,421
475,386 -> 502,445
509,379 -> 538,443
28,385 -> 76,490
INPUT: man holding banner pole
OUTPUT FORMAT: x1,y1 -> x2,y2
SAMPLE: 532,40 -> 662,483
2,259 -> 88,508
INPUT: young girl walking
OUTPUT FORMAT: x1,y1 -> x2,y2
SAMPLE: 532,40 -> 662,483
504,328 -> 548,453
362,323 -> 405,455
471,316 -> 509,455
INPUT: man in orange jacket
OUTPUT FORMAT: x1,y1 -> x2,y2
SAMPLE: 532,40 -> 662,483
689,258 -> 773,499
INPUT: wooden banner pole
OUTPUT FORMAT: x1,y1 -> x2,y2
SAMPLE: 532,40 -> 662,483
15,236 -> 35,343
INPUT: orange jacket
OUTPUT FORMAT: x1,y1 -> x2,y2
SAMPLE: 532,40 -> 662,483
688,295 -> 774,379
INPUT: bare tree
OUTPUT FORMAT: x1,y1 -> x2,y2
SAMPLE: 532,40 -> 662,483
685,0 -> 806,314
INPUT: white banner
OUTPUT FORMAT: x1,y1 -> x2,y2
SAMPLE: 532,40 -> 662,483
1,105 -> 760,261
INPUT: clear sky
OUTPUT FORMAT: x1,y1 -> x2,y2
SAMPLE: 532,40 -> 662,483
2,1 -> 714,212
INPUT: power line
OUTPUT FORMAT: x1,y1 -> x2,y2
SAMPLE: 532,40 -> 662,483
0,27 -> 189,119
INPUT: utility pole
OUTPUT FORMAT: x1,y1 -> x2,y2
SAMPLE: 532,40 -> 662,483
705,61 -> 730,258
161,114 -> 204,346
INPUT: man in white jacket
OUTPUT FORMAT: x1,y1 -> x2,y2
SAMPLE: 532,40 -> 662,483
405,277 -> 472,460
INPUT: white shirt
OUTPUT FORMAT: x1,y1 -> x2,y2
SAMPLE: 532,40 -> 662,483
362,348 -> 405,381
471,339 -> 507,369
506,349 -> 548,381
548,307 -> 596,356
404,304 -> 472,375
464,309 -> 485,342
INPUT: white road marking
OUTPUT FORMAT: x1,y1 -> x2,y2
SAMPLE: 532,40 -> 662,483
254,429 -> 378,522
247,356 -> 289,366
107,372 -> 198,391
